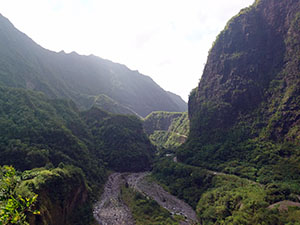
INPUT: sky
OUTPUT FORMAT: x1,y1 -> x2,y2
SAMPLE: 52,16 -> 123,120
0,0 -> 254,101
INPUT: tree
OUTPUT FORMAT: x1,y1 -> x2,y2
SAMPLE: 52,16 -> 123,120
0,166 -> 39,224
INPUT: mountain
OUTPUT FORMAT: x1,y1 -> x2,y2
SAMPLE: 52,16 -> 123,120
144,111 -> 189,150
92,94 -> 139,116
166,91 -> 188,112
81,106 -> 155,172
152,0 -> 300,223
181,0 -> 300,177
0,13 -> 186,117
0,85 -> 154,173
0,85 -> 155,224
3,0 -> 300,223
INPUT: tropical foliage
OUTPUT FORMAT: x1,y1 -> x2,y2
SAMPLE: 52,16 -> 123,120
152,159 -> 300,224
0,85 -> 155,224
0,166 -> 39,225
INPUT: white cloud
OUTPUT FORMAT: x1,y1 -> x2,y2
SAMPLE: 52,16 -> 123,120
0,0 -> 254,101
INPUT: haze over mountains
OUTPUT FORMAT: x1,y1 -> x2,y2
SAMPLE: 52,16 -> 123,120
0,12 -> 180,224
0,13 -> 187,118
1,0 -> 300,224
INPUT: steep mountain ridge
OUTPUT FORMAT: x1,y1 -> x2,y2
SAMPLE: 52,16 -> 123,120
92,94 -> 139,116
182,0 -> 300,167
166,91 -> 188,112
0,13 -> 186,117
174,1 -> 300,222
188,0 -> 300,141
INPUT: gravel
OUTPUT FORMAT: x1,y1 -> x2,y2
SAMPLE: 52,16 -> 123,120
93,172 -> 199,225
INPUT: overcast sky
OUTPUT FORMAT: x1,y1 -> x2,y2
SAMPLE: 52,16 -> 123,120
0,0 -> 254,101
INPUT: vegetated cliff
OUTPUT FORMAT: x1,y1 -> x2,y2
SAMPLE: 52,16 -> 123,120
174,0 -> 300,223
23,167 -> 91,225
0,14 -> 186,117
144,111 -> 189,150
180,0 -> 300,178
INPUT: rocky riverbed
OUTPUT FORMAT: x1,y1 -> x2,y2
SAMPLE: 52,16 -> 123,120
93,172 -> 199,225
93,173 -> 135,225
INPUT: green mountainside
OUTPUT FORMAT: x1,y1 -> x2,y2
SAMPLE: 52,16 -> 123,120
157,0 -> 300,223
1,0 -> 300,224
92,94 -> 139,116
181,0 -> 300,181
0,85 -> 155,172
81,107 -> 154,172
0,85 -> 155,224
0,13 -> 186,117
144,111 -> 189,150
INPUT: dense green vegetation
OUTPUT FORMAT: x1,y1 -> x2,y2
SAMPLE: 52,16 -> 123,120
180,0 -> 300,188
0,166 -> 39,225
0,13 -> 186,117
174,0 -> 300,224
0,86 -> 106,185
1,0 -> 300,224
0,85 -> 155,224
184,0 -> 300,175
0,85 -> 154,174
121,185 -> 180,225
144,111 -> 189,151
152,159 -> 300,225
22,165 -> 92,225
82,107 -> 155,172
152,159 -> 213,209
0,165 -> 92,225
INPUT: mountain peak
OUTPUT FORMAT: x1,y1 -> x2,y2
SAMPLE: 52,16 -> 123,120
0,15 -> 187,117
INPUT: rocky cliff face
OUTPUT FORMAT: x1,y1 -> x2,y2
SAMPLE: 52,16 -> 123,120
181,0 -> 300,180
188,0 -> 300,142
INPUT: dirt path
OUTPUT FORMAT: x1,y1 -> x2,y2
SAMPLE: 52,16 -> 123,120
94,172 -> 199,225
93,173 -> 135,225
174,157 -> 263,187
268,200 -> 300,211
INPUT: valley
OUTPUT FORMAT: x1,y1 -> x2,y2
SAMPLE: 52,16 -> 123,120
1,0 -> 300,224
